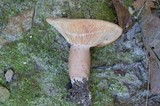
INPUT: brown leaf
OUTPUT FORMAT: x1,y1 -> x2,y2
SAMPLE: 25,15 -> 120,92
112,0 -> 133,32
141,14 -> 160,94
132,0 -> 155,15
145,0 -> 155,15
132,0 -> 145,11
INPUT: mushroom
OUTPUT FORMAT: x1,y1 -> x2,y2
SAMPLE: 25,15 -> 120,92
46,18 -> 122,84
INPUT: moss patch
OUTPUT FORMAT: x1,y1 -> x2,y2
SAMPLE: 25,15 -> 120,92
91,2 -> 116,21
62,0 -> 116,21
0,22 -> 74,105
0,0 -> 36,26
91,44 -> 135,67
123,0 -> 134,7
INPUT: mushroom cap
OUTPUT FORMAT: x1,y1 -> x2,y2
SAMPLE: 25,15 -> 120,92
46,18 -> 122,47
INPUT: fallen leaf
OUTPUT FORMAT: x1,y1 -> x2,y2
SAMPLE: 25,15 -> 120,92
141,14 -> 160,94
132,0 -> 155,15
132,0 -> 145,11
145,0 -> 155,15
112,0 -> 133,32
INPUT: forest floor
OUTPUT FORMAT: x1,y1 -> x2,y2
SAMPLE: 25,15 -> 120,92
0,0 -> 160,106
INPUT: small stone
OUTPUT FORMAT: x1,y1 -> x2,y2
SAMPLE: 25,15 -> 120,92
5,69 -> 14,83
0,86 -> 10,102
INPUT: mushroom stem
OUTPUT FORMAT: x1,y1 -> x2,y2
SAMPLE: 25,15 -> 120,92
69,45 -> 91,84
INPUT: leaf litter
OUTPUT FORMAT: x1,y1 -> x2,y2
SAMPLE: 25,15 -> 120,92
112,0 -> 160,105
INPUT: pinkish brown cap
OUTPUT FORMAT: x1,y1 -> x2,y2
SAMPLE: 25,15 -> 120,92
46,18 -> 122,47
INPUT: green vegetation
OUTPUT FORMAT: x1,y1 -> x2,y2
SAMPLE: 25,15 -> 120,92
123,0 -> 134,7
91,44 -> 135,67
0,0 -> 36,25
62,0 -> 116,21
0,23 -> 74,105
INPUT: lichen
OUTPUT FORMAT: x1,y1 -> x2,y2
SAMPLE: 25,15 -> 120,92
90,68 -> 130,106
91,44 -> 135,67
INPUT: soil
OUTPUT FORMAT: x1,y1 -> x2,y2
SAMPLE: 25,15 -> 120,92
66,79 -> 91,106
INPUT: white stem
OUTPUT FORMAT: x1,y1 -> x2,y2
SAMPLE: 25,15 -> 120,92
69,45 -> 90,83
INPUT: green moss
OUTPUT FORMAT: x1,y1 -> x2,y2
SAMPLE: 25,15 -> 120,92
12,79 -> 40,104
0,44 -> 34,72
91,2 -> 116,21
90,73 -> 114,106
0,0 -> 140,105
0,0 -> 36,25
123,0 -> 134,7
62,0 -> 116,21
0,21 -> 66,71
90,69 -> 129,106
0,19 -> 75,105
0,22 -> 135,105
91,44 -> 135,67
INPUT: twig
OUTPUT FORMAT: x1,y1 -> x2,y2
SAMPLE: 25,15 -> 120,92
134,2 -> 146,19
157,0 -> 160,8
140,26 -> 149,106
145,66 -> 150,106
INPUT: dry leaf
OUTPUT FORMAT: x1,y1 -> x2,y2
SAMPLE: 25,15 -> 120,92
143,43 -> 160,94
112,0 -> 133,32
145,0 -> 155,15
141,14 -> 160,94
132,0 -> 155,15
132,0 -> 145,11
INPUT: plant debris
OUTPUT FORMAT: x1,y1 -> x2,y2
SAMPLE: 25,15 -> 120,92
112,0 -> 133,32
66,79 -> 91,106
141,14 -> 160,94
